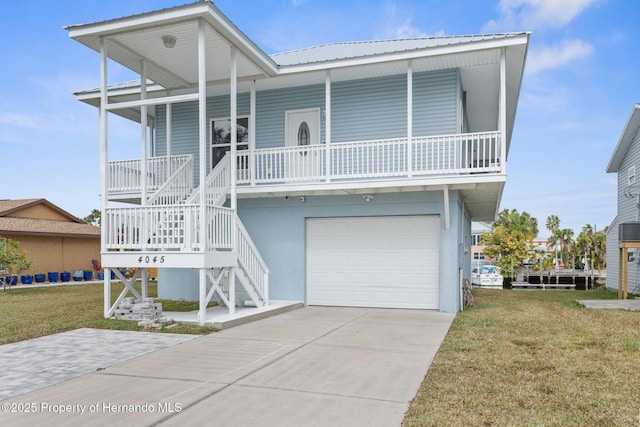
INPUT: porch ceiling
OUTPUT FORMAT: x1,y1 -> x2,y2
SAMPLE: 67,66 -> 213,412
460,181 -> 506,222
66,2 -> 278,90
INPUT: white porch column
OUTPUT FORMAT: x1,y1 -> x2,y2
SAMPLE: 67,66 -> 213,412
104,268 -> 111,317
197,19 -> 207,251
228,267 -> 236,315
140,60 -> 148,207
166,103 -> 172,179
249,80 -> 256,185
229,48 -> 238,315
99,37 -> 110,318
149,116 -> 155,156
407,60 -> 413,177
230,46 -> 238,212
325,70 -> 331,182
499,47 -> 507,174
198,268 -> 207,325
197,21 -> 208,325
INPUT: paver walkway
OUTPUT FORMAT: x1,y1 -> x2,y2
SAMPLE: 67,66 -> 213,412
0,328 -> 196,401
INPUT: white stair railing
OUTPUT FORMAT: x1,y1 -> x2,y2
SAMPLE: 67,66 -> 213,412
235,215 -> 270,306
186,154 -> 231,206
146,155 -> 194,205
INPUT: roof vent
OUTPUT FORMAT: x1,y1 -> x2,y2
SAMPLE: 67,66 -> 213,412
619,222 -> 640,242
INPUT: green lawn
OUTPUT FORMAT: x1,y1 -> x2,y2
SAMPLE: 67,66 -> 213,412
0,283 -> 217,345
403,288 -> 640,427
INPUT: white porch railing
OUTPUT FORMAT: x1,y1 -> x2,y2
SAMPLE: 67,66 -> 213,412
107,154 -> 193,195
236,131 -> 501,185
104,204 -> 233,251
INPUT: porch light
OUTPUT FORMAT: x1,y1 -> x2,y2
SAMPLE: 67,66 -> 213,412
162,35 -> 177,48
363,194 -> 374,202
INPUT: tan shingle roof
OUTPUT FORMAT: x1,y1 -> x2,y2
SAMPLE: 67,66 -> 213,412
0,199 -> 42,215
0,199 -> 100,238
0,217 -> 100,237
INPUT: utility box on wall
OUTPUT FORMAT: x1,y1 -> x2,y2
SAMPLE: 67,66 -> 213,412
619,222 -> 640,242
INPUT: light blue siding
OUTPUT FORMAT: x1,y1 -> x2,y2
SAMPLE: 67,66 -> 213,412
237,190 -> 465,313
255,85 -> 326,148
413,69 -> 460,136
332,74 -> 407,142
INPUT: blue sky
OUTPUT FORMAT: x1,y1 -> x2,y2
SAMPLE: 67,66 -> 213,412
0,0 -> 636,237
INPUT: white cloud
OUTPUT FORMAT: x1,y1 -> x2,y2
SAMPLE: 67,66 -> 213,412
0,112 -> 42,130
484,0 -> 600,31
526,39 -> 594,74
374,2 -> 429,40
384,21 -> 429,39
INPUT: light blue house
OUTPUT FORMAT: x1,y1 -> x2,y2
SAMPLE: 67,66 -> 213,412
606,104 -> 640,295
67,1 -> 529,324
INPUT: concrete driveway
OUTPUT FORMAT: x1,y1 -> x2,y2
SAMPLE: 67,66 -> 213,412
0,306 -> 454,426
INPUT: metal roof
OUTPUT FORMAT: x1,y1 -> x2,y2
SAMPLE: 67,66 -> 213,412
607,104 -> 640,173
272,34 -> 528,67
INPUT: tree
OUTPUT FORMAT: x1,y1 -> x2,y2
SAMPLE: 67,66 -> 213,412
481,209 -> 539,278
576,224 -> 607,271
494,209 -> 538,244
558,228 -> 575,268
83,209 -> 101,227
0,237 -> 31,291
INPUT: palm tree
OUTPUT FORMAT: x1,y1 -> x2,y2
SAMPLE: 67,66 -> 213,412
558,228 -> 574,268
578,224 -> 607,271
546,215 -> 561,269
495,209 -> 538,244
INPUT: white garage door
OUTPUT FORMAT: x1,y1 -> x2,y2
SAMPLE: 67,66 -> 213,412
306,216 -> 440,309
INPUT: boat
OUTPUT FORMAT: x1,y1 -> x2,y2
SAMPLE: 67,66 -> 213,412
471,265 -> 503,289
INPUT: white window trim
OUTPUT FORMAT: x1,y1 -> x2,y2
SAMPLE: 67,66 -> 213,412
628,165 -> 636,186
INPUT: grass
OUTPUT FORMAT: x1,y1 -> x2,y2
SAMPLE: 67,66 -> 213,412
403,288 -> 640,427
0,282 -> 217,345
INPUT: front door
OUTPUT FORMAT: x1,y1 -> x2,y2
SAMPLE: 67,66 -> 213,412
285,108 -> 321,180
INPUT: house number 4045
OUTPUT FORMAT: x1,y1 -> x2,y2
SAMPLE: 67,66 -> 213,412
137,256 -> 165,264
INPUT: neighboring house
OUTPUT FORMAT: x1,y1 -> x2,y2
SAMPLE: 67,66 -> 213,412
471,221 -> 492,265
66,1 -> 529,323
606,104 -> 640,295
0,199 -> 100,275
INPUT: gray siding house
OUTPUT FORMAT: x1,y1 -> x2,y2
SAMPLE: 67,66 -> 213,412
67,1 -> 529,324
606,104 -> 640,295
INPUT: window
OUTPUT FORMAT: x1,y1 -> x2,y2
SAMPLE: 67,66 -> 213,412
210,117 -> 249,169
628,165 -> 636,186
471,233 -> 484,246
473,252 -> 486,260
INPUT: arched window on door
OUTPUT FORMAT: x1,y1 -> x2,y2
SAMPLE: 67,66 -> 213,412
298,121 -> 310,156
